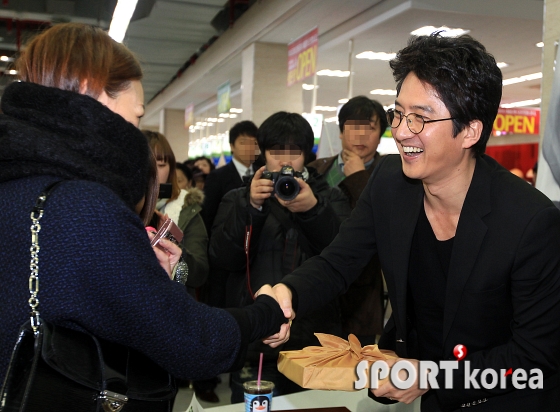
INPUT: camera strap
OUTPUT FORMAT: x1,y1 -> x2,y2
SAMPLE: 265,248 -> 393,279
244,217 -> 255,300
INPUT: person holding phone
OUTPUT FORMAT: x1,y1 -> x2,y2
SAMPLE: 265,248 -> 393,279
144,130 -> 209,295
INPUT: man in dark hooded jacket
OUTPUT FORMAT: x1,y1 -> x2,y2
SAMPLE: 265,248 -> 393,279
209,112 -> 351,403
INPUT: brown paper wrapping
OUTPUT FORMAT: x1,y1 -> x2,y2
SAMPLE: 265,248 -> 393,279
277,333 -> 398,391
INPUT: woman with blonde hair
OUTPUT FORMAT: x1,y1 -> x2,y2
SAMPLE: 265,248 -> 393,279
0,23 -> 286,406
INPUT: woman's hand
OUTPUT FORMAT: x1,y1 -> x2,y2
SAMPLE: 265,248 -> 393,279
146,227 -> 182,279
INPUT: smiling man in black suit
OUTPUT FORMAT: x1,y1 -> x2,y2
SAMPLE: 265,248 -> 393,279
263,33 -> 560,411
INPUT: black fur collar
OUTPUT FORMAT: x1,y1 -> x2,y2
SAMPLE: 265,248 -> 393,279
0,81 -> 150,211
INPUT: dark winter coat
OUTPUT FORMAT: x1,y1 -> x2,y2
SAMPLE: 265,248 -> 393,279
0,81 -> 285,383
208,170 -> 351,361
178,188 -> 209,292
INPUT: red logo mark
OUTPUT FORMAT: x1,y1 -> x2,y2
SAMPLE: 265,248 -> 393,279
453,344 -> 467,361
504,368 -> 513,376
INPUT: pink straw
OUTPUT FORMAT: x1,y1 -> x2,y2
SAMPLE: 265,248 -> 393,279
257,352 -> 264,386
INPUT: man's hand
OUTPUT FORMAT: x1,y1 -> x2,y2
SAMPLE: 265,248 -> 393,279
250,166 -> 273,209
342,149 -> 366,176
371,358 -> 429,404
256,283 -> 295,347
262,322 -> 291,348
276,178 -> 317,213
255,283 -> 295,320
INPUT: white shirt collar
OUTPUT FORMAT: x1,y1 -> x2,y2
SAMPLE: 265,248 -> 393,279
231,157 -> 252,180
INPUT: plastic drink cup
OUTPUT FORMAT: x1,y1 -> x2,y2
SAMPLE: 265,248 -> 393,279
243,380 -> 274,412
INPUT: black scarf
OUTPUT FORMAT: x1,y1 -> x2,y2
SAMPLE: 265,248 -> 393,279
0,81 -> 151,211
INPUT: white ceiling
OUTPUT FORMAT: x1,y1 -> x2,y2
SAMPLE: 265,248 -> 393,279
132,0 -> 545,127
0,0 -> 546,128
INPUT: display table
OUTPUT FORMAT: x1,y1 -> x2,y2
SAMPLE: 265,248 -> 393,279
204,389 -> 420,412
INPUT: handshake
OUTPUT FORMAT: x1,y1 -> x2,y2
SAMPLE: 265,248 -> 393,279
255,284 -> 294,347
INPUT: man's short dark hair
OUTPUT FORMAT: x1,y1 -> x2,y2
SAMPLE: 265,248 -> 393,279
257,112 -> 314,156
338,96 -> 388,134
389,33 -> 502,156
229,120 -> 258,146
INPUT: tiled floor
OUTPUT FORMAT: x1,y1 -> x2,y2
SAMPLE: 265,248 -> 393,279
173,374 -> 234,412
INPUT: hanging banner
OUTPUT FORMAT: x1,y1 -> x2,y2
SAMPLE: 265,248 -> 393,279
217,81 -> 231,114
537,45 -> 560,208
492,108 -> 540,136
287,27 -> 318,87
184,103 -> 194,129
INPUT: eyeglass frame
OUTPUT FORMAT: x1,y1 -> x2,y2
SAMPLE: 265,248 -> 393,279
386,108 -> 455,134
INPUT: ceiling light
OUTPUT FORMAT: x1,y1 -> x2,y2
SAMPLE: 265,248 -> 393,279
302,84 -> 317,90
218,113 -> 229,118
229,113 -> 238,118
411,26 -> 470,37
108,0 -> 139,43
0,56 -> 9,62
8,69 -> 17,75
384,104 -> 395,111
536,42 -> 544,48
207,117 -> 218,122
324,117 -> 338,123
355,51 -> 396,61
217,118 -> 225,123
338,98 -> 349,104
497,62 -> 509,68
317,69 -> 350,77
502,72 -> 542,86
314,106 -> 337,112
370,89 -> 397,96
230,108 -> 243,113
500,99 -> 541,108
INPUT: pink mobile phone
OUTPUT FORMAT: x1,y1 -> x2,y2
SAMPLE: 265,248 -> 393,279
150,217 -> 184,249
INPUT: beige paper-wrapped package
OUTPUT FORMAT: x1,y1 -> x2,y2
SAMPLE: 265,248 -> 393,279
278,333 -> 398,391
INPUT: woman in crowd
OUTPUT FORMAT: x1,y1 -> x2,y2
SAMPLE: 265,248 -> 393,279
176,162 -> 193,190
194,156 -> 215,175
144,130 -> 209,296
0,23 -> 286,390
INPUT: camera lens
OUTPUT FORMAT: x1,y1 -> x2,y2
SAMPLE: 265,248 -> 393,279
275,176 -> 299,201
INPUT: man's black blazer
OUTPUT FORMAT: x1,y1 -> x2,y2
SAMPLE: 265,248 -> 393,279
201,160 -> 243,234
282,154 -> 560,411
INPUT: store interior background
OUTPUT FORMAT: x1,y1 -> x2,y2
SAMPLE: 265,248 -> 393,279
0,1 -> 559,409
1,0 -> 558,183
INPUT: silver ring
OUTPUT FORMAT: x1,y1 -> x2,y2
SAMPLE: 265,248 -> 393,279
389,397 -> 394,401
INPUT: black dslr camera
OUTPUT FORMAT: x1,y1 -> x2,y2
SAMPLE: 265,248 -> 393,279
262,165 -> 303,201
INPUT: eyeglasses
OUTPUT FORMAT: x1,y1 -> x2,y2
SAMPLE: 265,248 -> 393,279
387,108 -> 455,134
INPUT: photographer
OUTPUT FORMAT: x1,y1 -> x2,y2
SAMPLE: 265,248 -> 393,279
209,112 -> 351,402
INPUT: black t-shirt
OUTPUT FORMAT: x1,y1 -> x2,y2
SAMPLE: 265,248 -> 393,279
408,205 -> 454,362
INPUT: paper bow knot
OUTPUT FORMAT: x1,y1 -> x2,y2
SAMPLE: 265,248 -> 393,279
278,333 -> 398,391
